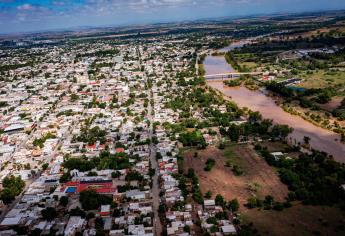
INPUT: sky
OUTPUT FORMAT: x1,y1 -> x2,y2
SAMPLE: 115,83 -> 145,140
0,0 -> 345,34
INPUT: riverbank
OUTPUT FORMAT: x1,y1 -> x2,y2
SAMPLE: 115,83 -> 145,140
260,91 -> 345,137
207,82 -> 345,162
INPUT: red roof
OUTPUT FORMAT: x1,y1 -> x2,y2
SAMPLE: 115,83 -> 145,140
86,144 -> 105,151
115,148 -> 125,153
63,181 -> 116,194
100,212 -> 110,216
79,91 -> 92,95
86,144 -> 96,149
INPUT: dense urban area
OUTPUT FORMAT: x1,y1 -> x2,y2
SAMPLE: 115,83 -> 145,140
0,10 -> 344,236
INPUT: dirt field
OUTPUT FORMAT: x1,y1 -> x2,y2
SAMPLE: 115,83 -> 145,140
243,204 -> 345,236
183,145 -> 288,208
319,96 -> 343,112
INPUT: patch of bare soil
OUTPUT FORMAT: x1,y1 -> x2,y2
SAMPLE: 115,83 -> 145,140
183,145 -> 288,209
243,204 -> 345,236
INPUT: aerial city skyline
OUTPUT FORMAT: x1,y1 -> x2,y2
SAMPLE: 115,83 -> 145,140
0,1 -> 345,236
0,0 -> 345,33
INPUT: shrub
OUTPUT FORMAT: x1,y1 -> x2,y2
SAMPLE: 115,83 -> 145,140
204,158 -> 216,171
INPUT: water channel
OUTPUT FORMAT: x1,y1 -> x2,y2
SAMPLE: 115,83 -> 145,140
204,41 -> 345,162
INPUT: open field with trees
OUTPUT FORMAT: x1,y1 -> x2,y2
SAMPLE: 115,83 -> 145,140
183,145 -> 288,207
242,204 -> 345,236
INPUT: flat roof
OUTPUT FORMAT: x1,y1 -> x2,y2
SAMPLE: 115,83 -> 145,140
1,217 -> 22,226
221,225 -> 236,233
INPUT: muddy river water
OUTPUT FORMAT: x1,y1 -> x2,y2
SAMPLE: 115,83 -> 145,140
204,42 -> 345,162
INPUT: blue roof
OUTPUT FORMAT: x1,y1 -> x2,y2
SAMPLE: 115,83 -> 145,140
65,186 -> 77,193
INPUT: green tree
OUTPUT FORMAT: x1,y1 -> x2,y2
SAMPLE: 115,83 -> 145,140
204,191 -> 212,199
0,175 -> 25,204
59,196 -> 69,207
215,194 -> 225,206
41,163 -> 49,171
70,93 -> 79,102
41,207 -> 57,221
228,198 -> 240,212
79,190 -> 112,210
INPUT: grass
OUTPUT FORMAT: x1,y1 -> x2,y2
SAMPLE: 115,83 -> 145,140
232,52 -> 258,72
223,145 -> 245,176
204,158 -> 216,171
259,141 -> 290,153
240,62 -> 258,71
242,204 -> 345,236
299,70 -> 345,89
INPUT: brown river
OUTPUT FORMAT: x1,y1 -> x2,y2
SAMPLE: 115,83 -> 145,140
204,43 -> 345,162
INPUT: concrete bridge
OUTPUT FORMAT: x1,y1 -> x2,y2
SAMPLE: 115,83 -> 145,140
205,72 -> 262,81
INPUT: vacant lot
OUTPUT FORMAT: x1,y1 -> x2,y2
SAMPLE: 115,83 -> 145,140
183,145 -> 288,208
299,70 -> 345,88
243,204 -> 345,236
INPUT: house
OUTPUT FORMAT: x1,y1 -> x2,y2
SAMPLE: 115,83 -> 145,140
3,123 -> 25,133
86,143 -> 106,152
204,200 -> 215,210
0,216 -> 23,226
100,205 -> 111,217
271,152 -> 284,160
115,147 -> 125,153
61,179 -> 116,195
109,229 -> 125,236
64,216 -> 85,236
221,225 -> 237,235
125,189 -> 149,200
127,225 -> 153,236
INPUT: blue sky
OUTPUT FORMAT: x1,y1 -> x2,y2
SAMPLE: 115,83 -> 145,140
1,0 -> 345,34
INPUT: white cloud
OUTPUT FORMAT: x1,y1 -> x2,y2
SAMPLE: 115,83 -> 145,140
17,4 -> 34,11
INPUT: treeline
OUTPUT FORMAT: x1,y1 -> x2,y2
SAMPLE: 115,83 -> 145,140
166,87 -> 224,117
309,48 -> 345,64
220,112 -> 293,142
76,48 -> 119,58
208,39 -> 230,49
179,130 -> 206,148
0,62 -> 33,72
224,52 -> 242,71
256,146 -> 345,206
266,82 -> 337,105
238,35 -> 345,54
174,167 -> 204,204
166,87 -> 244,128
224,79 -> 242,87
62,151 -> 132,174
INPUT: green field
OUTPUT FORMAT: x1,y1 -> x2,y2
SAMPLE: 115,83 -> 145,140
299,70 -> 345,89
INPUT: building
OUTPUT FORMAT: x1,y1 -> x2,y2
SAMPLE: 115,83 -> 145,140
64,216 -> 85,236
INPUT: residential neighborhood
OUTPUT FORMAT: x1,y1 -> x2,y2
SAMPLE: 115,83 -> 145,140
0,35 -> 239,236
1,7 -> 345,236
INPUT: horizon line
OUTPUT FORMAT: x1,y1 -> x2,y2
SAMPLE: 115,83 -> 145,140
1,8 -> 344,37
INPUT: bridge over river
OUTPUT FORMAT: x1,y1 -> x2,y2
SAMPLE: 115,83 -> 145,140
205,72 -> 263,81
